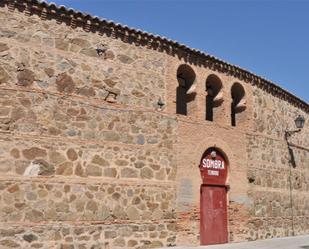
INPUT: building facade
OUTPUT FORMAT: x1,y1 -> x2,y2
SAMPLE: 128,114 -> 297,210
0,1 -> 308,248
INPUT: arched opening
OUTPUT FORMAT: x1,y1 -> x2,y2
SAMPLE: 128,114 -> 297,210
231,83 -> 246,127
176,64 -> 196,116
199,147 -> 228,185
205,74 -> 223,121
199,147 -> 228,245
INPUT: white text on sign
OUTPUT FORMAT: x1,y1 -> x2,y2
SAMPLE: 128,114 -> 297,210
208,170 -> 219,176
202,159 -> 225,169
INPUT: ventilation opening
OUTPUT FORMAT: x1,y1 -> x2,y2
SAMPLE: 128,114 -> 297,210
205,74 -> 223,121
176,64 -> 196,116
231,83 -> 246,127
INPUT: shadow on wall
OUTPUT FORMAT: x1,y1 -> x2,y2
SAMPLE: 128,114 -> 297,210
205,74 -> 223,121
176,64 -> 196,116
231,83 -> 246,126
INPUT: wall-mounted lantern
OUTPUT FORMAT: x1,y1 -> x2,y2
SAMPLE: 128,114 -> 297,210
285,115 -> 305,138
284,115 -> 306,168
294,115 -> 305,129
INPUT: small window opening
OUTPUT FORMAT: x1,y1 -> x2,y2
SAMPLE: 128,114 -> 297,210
205,74 -> 223,121
231,83 -> 246,127
176,64 -> 196,115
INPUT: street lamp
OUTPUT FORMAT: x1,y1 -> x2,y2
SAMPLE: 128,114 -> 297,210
285,115 -> 305,138
285,115 -> 305,167
284,115 -> 305,236
294,115 -> 305,129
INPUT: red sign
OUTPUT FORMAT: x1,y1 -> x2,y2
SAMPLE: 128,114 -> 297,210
199,148 -> 227,185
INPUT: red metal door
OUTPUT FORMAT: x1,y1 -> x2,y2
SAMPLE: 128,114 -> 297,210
200,185 -> 228,245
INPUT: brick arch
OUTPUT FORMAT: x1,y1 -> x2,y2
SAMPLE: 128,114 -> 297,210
230,82 -> 246,127
230,82 -> 246,102
205,73 -> 224,122
192,136 -> 235,185
176,64 -> 197,116
200,146 -> 230,167
205,73 -> 224,91
177,64 -> 196,86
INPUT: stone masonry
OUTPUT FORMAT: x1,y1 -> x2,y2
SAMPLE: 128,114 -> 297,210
0,1 -> 308,249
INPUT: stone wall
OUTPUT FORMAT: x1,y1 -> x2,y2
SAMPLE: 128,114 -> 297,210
0,223 -> 176,249
0,180 -> 176,248
0,5 -> 166,108
0,4 -> 177,249
0,90 -> 177,180
0,1 -> 308,249
246,87 -> 309,240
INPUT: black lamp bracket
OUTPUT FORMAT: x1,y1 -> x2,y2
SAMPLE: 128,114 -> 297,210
285,129 -> 301,139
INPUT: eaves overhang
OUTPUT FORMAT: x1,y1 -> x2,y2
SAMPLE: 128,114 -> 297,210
2,0 -> 308,113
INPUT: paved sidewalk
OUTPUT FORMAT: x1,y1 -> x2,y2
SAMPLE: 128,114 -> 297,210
160,235 -> 309,249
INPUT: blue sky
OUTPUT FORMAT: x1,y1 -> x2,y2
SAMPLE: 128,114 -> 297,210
50,0 -> 309,103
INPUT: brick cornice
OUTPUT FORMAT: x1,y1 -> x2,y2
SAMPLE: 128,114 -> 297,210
3,0 -> 308,113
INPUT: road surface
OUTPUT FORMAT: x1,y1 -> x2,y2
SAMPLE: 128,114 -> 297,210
159,235 -> 309,249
